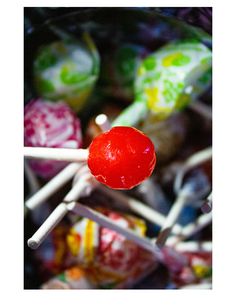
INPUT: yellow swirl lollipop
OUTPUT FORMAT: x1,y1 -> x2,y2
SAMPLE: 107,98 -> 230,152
112,41 -> 212,126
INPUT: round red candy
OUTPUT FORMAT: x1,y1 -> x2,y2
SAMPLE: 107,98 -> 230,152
88,126 -> 156,189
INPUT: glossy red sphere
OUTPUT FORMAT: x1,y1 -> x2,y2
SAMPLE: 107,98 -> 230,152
88,126 -> 156,189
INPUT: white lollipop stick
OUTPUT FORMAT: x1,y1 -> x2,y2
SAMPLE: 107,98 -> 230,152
27,202 -> 68,249
24,161 -> 41,194
174,147 -> 212,194
180,283 -> 212,289
166,212 -> 212,246
25,112 -> 110,211
25,163 -> 82,210
189,100 -> 212,120
154,147 -> 212,246
67,201 -> 162,259
98,184 -> 183,234
176,211 -> 212,240
24,147 -> 89,162
95,114 -> 112,131
27,177 -> 93,249
156,193 -> 188,247
174,241 -> 212,252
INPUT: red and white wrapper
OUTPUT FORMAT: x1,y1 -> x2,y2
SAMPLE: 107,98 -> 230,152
162,248 -> 212,287
66,209 -> 158,288
24,99 -> 83,179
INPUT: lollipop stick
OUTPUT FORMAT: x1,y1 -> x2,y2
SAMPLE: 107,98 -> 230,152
180,283 -> 212,289
25,163 -> 82,210
98,184 -> 183,234
24,147 -> 88,162
24,161 -> 41,194
67,201 -> 162,259
27,203 -> 68,249
27,178 -> 93,249
177,212 -> 212,240
156,194 -> 188,247
174,241 -> 212,252
95,114 -> 111,132
189,100 -> 212,120
166,212 -> 212,246
174,147 -> 212,194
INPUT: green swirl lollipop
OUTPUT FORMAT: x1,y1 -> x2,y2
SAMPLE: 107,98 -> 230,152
34,33 -> 100,112
112,41 -> 212,126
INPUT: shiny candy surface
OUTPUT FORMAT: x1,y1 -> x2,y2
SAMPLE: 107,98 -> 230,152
88,126 -> 156,189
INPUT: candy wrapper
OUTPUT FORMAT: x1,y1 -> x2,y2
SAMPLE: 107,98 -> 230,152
135,41 -> 212,117
35,224 -> 72,279
139,112 -> 188,163
65,209 -> 158,288
100,44 -> 149,102
41,266 -> 94,289
162,247 -> 212,288
35,208 -> 157,288
34,34 -> 100,112
24,99 -> 83,179
112,41 -> 212,126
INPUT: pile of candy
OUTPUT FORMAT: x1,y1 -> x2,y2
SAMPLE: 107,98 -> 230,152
24,8 -> 212,289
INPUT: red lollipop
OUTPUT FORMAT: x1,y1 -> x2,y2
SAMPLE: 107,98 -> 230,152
88,126 -> 156,189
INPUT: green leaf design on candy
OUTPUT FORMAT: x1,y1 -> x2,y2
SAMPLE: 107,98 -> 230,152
60,65 -> 88,85
143,55 -> 157,71
162,52 -> 191,67
35,47 -> 57,71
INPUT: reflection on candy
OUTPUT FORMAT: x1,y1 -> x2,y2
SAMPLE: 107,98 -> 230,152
34,34 -> 100,112
100,44 -> 149,101
24,99 -> 83,179
113,41 -> 212,126
88,126 -> 156,189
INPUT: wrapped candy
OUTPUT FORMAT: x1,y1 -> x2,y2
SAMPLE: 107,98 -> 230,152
112,41 -> 212,126
66,209 -> 158,288
24,99 -> 83,179
162,248 -> 212,288
41,266 -> 94,289
139,112 -> 188,163
172,252 -> 212,287
34,34 -> 100,112
35,224 -> 71,278
100,43 -> 149,102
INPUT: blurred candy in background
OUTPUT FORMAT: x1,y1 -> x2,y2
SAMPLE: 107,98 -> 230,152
24,7 -> 212,290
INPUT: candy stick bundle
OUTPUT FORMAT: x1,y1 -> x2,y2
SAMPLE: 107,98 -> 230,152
24,115 -> 212,260
24,102 -> 212,288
